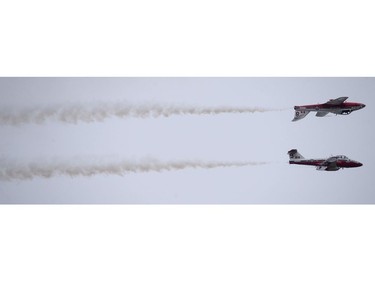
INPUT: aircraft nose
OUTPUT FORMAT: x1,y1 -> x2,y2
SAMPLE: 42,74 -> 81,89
361,104 -> 366,109
357,162 -> 363,167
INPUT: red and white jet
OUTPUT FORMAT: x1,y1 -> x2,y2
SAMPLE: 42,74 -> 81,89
288,149 -> 363,171
292,97 -> 365,121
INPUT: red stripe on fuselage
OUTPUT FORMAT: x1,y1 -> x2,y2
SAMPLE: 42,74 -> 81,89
296,102 -> 362,110
336,160 -> 362,168
289,160 -> 362,168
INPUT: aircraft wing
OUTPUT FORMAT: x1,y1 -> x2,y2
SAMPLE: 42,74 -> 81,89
326,161 -> 338,171
325,97 -> 348,105
316,111 -> 329,117
320,157 -> 339,171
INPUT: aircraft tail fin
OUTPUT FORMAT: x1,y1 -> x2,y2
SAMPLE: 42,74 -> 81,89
288,149 -> 305,160
292,110 -> 309,121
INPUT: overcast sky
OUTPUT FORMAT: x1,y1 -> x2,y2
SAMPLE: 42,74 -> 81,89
0,78 -> 374,203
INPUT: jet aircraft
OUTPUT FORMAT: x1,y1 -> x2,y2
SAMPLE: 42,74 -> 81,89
292,97 -> 365,121
287,149 -> 363,171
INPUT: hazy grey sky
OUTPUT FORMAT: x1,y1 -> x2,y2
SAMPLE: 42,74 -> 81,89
0,78 -> 374,203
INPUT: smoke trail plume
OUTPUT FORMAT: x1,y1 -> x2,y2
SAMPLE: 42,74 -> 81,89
0,159 -> 266,181
0,103 -> 283,125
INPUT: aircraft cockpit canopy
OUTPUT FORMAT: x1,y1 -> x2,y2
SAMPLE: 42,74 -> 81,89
336,155 -> 349,160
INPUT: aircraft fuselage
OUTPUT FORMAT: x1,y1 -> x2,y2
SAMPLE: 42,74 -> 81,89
294,102 -> 365,115
288,149 -> 363,171
292,97 -> 365,121
289,159 -> 363,168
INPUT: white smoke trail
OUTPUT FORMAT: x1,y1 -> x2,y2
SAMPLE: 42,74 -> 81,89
0,159 -> 266,181
0,102 -> 283,125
